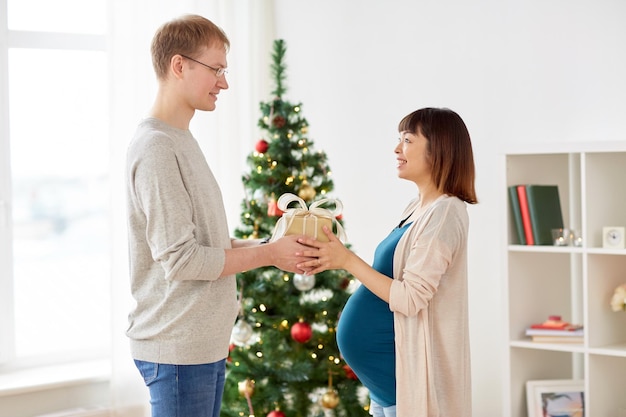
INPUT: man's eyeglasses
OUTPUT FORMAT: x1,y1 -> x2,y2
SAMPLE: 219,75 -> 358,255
180,54 -> 228,78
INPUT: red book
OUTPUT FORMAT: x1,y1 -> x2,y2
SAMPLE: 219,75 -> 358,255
517,185 -> 534,245
530,315 -> 583,331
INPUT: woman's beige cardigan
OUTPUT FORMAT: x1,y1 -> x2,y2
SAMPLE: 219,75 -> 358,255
389,195 -> 472,417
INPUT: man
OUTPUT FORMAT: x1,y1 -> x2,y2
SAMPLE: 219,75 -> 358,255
126,14 -> 310,417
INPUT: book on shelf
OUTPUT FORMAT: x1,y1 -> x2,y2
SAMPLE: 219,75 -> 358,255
526,327 -> 583,336
525,327 -> 584,344
525,315 -> 584,343
508,185 -> 526,245
530,335 -> 584,343
525,184 -> 564,245
516,185 -> 535,245
508,184 -> 564,245
529,315 -> 582,331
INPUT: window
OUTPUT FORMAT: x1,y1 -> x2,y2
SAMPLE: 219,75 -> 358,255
1,0 -> 110,368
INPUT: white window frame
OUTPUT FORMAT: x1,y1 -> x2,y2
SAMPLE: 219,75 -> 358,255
0,0 -> 107,369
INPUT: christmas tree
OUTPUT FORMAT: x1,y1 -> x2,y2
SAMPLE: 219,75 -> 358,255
221,40 -> 369,417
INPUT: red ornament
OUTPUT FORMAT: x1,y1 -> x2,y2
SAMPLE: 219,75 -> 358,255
267,411 -> 286,417
267,198 -> 284,217
339,277 -> 351,290
272,115 -> 286,128
291,321 -> 312,343
227,343 -> 235,362
255,139 -> 269,153
343,364 -> 358,380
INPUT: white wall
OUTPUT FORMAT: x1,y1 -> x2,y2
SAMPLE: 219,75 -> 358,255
263,1 -> 626,415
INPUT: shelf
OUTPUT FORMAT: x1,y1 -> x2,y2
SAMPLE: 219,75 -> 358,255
503,144 -> 626,417
586,247 -> 626,255
509,245 -> 626,254
508,245 -> 583,253
509,340 -> 586,353
588,343 -> 626,358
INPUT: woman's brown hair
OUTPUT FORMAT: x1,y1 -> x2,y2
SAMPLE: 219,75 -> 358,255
398,107 -> 478,204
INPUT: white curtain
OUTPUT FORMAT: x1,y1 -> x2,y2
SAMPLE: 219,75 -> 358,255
108,1 -> 276,414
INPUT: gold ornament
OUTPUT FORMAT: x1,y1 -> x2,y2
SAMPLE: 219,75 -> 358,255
298,181 -> 316,201
320,389 -> 340,409
238,378 -> 255,397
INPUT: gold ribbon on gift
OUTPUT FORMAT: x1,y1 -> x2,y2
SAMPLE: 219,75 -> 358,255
269,193 -> 347,243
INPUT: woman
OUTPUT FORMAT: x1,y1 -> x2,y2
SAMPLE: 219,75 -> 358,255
298,107 -> 477,417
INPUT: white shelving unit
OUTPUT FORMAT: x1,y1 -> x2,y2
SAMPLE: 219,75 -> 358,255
502,143 -> 626,417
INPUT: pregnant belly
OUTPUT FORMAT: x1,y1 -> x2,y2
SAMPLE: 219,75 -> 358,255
337,286 -> 394,369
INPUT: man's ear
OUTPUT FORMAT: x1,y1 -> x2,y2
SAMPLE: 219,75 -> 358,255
170,55 -> 185,79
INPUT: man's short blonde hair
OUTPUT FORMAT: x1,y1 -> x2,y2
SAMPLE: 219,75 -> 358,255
151,14 -> 230,80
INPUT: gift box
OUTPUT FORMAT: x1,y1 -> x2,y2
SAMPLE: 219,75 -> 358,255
284,212 -> 334,242
270,193 -> 346,243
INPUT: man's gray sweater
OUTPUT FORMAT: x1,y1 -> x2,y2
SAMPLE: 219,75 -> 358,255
126,118 -> 238,365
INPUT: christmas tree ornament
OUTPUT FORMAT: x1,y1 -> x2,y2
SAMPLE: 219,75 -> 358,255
238,378 -> 255,397
227,343 -> 235,363
252,188 -> 267,204
267,196 -> 284,217
339,277 -> 351,290
298,180 -> 316,201
320,369 -> 340,409
291,320 -> 312,343
238,378 -> 256,417
267,410 -> 286,417
293,273 -> 316,291
272,115 -> 286,128
255,139 -> 269,153
320,389 -> 340,409
343,364 -> 358,380
232,318 -> 253,346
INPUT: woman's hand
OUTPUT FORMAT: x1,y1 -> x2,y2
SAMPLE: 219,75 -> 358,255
298,225 -> 392,302
296,225 -> 355,274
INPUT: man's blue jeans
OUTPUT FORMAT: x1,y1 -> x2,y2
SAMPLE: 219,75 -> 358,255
134,359 -> 226,417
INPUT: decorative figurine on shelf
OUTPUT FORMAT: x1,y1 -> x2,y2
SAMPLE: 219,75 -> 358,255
610,284 -> 626,312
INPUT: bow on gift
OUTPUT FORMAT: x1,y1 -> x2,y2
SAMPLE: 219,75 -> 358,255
269,193 -> 347,243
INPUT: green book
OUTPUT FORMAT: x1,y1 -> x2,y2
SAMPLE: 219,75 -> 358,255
508,185 -> 526,245
525,185 -> 564,245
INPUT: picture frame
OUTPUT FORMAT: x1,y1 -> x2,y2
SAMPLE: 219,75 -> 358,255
526,379 -> 584,417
